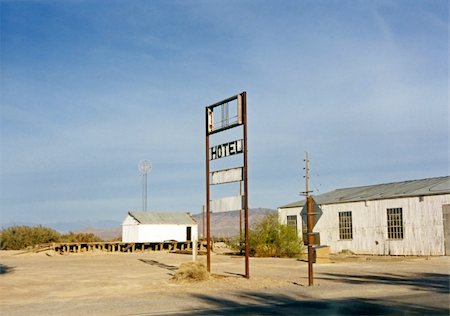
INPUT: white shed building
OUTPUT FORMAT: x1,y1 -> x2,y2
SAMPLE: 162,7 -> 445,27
122,212 -> 198,243
278,176 -> 450,256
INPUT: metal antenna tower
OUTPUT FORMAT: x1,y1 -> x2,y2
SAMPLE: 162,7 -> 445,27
138,160 -> 152,212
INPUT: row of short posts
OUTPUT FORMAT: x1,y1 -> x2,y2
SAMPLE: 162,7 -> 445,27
55,241 -> 200,254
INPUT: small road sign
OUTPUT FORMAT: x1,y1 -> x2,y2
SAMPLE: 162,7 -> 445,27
300,197 -> 323,228
303,232 -> 320,246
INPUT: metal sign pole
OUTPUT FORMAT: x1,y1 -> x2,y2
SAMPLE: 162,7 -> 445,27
239,181 -> 243,250
202,205 -> 205,239
242,92 -> 250,279
205,109 -> 211,273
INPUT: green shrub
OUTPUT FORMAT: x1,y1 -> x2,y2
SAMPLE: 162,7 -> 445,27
0,225 -> 61,250
229,213 -> 304,257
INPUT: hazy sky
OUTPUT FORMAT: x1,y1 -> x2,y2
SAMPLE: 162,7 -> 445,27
1,0 -> 448,225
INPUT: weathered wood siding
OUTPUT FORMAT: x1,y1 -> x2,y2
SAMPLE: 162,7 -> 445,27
279,194 -> 450,255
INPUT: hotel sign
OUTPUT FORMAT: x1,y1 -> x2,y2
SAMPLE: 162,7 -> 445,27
205,91 -> 249,278
210,139 -> 243,161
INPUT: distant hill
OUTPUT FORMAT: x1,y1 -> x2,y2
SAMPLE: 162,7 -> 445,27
192,208 -> 276,239
50,220 -> 121,233
75,226 -> 122,241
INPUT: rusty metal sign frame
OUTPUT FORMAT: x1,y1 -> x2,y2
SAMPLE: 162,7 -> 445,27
205,91 -> 249,279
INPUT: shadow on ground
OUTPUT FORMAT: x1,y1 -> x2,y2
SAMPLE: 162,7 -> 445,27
138,259 -> 178,271
318,272 -> 449,294
0,264 -> 14,274
174,291 -> 449,315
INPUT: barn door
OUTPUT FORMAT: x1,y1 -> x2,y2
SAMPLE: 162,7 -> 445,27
443,205 -> 450,256
186,226 -> 192,241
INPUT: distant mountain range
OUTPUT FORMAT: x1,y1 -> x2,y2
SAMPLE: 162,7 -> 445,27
1,220 -> 121,234
1,208 -> 276,240
192,208 -> 276,239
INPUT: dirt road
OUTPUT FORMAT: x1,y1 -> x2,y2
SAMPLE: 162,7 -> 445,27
1,251 -> 448,315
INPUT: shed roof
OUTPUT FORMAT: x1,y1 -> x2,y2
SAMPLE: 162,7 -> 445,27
280,176 -> 450,209
127,212 -> 197,225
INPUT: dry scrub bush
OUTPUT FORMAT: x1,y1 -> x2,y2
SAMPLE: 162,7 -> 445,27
172,262 -> 209,282
0,225 -> 104,250
230,213 -> 304,258
0,225 -> 60,250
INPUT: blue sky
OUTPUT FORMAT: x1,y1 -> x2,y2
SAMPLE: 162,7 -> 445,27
1,0 -> 448,225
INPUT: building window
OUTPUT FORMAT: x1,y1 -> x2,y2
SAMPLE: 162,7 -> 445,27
387,208 -> 404,239
339,211 -> 353,240
287,215 -> 298,235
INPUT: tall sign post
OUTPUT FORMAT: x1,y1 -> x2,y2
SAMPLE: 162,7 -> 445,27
202,205 -> 206,239
205,91 -> 249,278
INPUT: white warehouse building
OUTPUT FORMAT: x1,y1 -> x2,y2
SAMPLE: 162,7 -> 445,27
278,176 -> 450,256
122,212 -> 198,243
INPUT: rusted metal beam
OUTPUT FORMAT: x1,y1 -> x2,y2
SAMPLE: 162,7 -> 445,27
205,106 -> 211,273
242,91 -> 250,279
240,181 -> 243,247
206,93 -> 240,109
202,205 -> 205,239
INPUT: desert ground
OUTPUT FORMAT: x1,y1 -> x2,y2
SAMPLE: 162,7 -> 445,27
1,248 -> 449,315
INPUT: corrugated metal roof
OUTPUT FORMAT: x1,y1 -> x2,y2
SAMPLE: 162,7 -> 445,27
280,176 -> 450,209
128,212 -> 197,225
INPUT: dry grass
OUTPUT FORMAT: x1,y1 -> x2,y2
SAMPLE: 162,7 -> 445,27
172,261 -> 209,282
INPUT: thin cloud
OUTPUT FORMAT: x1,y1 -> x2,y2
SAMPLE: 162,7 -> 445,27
1,1 -> 447,224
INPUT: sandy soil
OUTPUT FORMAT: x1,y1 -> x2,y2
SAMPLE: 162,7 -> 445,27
0,250 -> 448,315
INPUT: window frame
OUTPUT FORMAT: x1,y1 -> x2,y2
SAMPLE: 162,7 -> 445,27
338,211 -> 353,240
387,207 -> 404,240
286,215 -> 298,235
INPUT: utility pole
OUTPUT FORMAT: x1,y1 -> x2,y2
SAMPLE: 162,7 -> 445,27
305,151 -> 309,196
303,151 -> 314,286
